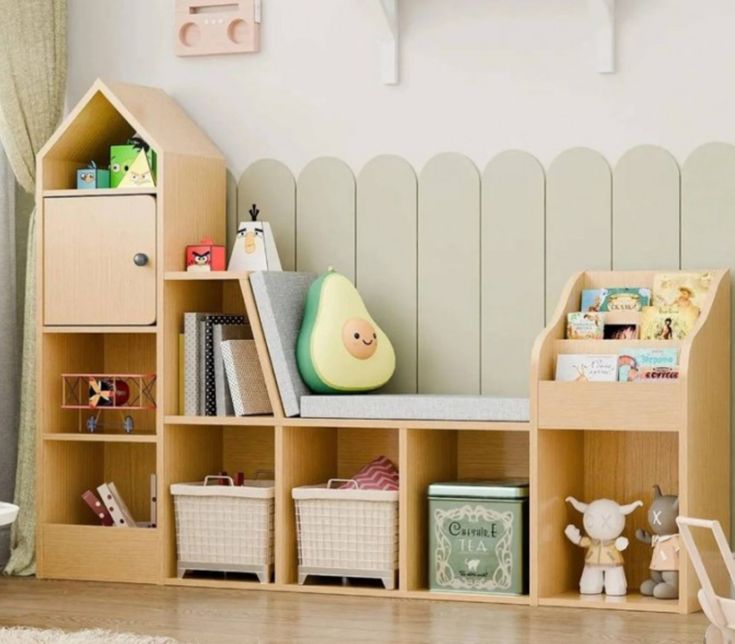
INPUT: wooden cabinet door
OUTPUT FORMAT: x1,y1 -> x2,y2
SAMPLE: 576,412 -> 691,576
44,195 -> 156,325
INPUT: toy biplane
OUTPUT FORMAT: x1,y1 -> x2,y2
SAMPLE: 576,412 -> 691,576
61,373 -> 157,434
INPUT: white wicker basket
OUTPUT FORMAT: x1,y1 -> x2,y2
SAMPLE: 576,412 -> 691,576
171,475 -> 274,583
292,479 -> 399,589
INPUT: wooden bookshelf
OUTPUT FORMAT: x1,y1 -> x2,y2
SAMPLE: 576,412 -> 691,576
530,269 -> 731,614
36,80 -> 730,614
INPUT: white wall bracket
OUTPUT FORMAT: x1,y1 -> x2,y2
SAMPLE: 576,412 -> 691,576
588,0 -> 615,73
374,0 -> 399,84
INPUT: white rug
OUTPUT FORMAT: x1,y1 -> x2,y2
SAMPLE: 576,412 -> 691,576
0,627 -> 180,643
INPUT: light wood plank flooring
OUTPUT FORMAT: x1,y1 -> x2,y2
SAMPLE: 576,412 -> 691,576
0,578 -> 708,643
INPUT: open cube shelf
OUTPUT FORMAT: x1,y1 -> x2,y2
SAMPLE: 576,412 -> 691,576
401,428 -> 529,595
41,332 -> 156,436
162,277 -> 277,419
536,430 -> 678,606
41,440 -> 156,526
163,423 -> 275,583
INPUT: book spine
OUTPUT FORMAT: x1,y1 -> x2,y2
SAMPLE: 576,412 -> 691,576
81,490 -> 113,526
183,313 -> 200,416
97,482 -> 130,527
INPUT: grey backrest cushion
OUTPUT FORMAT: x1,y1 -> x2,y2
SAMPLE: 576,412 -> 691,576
250,271 -> 317,417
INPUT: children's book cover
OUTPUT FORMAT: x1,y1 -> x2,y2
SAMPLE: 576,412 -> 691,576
652,271 -> 711,315
555,354 -> 618,382
566,312 -> 604,339
603,324 -> 638,340
581,288 -> 651,312
618,348 -> 679,382
640,306 -> 698,340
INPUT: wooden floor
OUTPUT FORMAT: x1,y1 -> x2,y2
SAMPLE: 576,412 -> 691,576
0,578 -> 708,643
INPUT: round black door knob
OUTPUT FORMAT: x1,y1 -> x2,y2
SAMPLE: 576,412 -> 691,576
133,253 -> 149,267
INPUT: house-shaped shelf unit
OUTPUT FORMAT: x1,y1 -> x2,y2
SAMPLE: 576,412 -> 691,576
36,79 -> 226,582
530,269 -> 731,614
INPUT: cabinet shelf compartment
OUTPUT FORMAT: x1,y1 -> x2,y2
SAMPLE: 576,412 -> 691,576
163,278 -> 276,418
163,424 -> 275,583
40,85 -> 153,191
41,332 -> 156,436
278,426 -> 400,590
536,429 -> 679,611
40,440 -> 156,528
402,428 -> 529,597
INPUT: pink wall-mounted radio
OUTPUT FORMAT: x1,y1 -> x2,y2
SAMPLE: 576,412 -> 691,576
175,0 -> 261,57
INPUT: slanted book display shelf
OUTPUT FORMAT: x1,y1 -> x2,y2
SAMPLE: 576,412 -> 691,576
36,80 -> 730,614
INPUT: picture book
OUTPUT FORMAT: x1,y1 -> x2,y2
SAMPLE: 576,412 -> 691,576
640,306 -> 698,340
603,323 -> 638,340
566,312 -> 604,339
618,348 -> 679,382
652,271 -> 712,315
555,354 -> 618,382
581,288 -> 651,312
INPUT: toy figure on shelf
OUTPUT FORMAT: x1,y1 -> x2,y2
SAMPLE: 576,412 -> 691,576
636,485 -> 680,599
564,496 -> 643,596
228,203 -> 282,272
185,238 -> 226,272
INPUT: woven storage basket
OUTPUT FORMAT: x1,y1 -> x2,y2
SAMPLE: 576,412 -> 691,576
292,479 -> 399,589
171,475 -> 274,583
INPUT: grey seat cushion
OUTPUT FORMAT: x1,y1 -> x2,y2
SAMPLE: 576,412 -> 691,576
300,394 -> 529,422
251,270 -> 530,422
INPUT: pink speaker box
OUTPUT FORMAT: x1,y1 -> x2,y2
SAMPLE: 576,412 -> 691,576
176,0 -> 261,57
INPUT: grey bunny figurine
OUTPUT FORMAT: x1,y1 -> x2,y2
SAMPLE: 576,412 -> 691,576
635,484 -> 680,599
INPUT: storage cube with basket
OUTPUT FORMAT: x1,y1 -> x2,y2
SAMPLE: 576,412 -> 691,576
171,475 -> 274,583
293,479 -> 399,589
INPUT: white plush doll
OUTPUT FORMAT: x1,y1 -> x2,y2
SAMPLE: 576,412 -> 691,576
228,204 -> 282,272
565,496 -> 643,596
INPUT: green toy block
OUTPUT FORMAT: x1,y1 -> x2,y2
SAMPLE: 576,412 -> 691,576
110,137 -> 157,188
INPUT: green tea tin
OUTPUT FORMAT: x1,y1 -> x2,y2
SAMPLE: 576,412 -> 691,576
428,479 -> 529,595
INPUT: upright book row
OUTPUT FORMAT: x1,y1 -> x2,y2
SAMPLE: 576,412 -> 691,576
181,312 -> 272,417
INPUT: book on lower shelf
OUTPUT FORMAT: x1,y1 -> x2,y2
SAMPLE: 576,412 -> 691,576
555,348 -> 680,382
555,354 -> 618,382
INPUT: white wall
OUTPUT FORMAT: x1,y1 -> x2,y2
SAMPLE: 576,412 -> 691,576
68,0 -> 735,175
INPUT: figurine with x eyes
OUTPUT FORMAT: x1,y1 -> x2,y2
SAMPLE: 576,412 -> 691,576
635,484 -> 680,599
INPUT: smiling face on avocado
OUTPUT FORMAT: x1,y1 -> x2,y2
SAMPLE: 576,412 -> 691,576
297,270 -> 396,393
342,318 -> 378,359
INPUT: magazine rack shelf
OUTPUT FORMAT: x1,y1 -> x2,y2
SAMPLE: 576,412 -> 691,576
36,80 -> 730,616
531,269 -> 731,614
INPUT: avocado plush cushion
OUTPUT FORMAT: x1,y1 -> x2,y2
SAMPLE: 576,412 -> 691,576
297,270 -> 396,393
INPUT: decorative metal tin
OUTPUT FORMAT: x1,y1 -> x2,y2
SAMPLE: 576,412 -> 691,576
428,479 -> 529,595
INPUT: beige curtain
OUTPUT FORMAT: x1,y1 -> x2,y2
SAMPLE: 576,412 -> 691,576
0,0 -> 67,576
